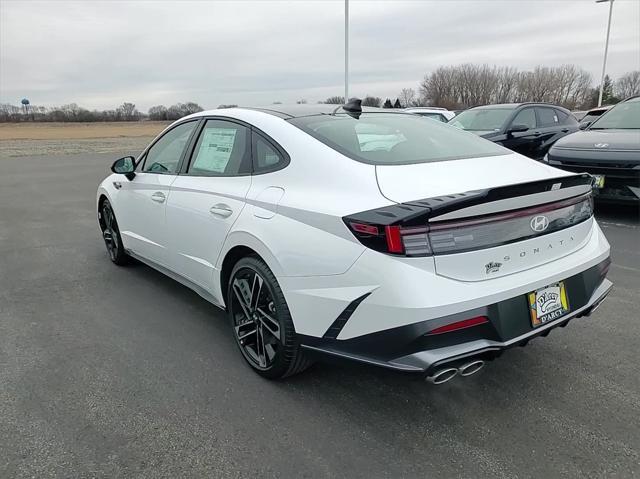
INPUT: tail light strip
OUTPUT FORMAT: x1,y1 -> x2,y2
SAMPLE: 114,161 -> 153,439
345,193 -> 593,257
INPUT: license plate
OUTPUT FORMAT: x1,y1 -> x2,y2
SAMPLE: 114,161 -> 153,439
592,175 -> 605,188
528,282 -> 570,328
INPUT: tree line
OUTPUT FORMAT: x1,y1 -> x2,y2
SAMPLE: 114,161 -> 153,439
2,66 -> 638,122
0,101 -> 204,123
321,67 -> 639,110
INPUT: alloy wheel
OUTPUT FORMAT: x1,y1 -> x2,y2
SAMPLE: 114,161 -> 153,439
101,203 -> 119,261
230,267 -> 282,369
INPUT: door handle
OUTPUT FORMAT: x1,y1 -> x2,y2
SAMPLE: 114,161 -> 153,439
151,192 -> 166,203
209,204 -> 233,218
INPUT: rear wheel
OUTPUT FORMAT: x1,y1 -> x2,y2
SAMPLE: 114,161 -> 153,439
100,199 -> 129,265
227,256 -> 312,378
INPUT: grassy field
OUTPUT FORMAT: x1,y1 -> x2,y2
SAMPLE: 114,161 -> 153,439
0,121 -> 170,158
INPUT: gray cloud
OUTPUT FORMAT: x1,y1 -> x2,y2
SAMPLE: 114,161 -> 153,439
1,0 -> 638,110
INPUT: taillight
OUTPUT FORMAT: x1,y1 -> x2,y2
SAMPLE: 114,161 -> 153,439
344,192 -> 592,257
427,316 -> 489,335
345,222 -> 431,256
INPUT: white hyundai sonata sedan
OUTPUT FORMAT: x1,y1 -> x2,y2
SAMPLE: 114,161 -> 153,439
97,101 -> 612,383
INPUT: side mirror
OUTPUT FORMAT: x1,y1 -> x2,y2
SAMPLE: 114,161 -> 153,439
579,121 -> 591,130
111,156 -> 136,181
507,124 -> 530,134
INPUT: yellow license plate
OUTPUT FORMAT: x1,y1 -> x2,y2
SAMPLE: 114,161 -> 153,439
593,175 -> 605,188
528,281 -> 570,328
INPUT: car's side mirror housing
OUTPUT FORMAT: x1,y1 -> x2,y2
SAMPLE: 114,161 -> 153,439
579,121 -> 591,130
111,156 -> 136,181
507,124 -> 529,134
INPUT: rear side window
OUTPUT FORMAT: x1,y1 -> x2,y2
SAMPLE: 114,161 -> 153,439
143,121 -> 197,173
289,113 -> 509,165
188,119 -> 251,176
252,133 -> 288,173
511,108 -> 537,129
555,109 -> 575,125
536,107 -> 559,127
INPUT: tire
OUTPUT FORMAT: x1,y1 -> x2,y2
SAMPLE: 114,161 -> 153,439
227,256 -> 313,379
99,199 -> 130,266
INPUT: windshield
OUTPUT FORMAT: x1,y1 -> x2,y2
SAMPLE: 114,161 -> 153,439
448,108 -> 513,131
590,99 -> 640,129
289,113 -> 509,165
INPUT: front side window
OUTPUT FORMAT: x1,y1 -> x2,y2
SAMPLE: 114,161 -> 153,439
188,120 -> 250,176
536,107 -> 559,127
448,108 -> 514,132
289,113 -> 509,165
590,99 -> 640,129
143,121 -> 197,174
511,108 -> 537,129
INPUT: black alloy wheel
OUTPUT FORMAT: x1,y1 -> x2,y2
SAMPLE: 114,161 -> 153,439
100,200 -> 129,265
228,257 -> 312,378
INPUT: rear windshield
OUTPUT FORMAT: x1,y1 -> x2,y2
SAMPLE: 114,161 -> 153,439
590,100 -> 640,129
288,113 -> 508,165
448,108 -> 513,131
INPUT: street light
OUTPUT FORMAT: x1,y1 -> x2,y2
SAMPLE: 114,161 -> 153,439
345,0 -> 349,102
596,0 -> 615,107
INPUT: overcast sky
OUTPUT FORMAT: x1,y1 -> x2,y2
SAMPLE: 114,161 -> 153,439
1,0 -> 639,111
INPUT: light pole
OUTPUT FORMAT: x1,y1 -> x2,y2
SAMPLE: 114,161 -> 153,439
345,0 -> 349,102
596,0 -> 614,107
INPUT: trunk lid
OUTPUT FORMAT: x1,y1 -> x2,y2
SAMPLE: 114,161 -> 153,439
374,154 -> 595,281
375,153 -> 569,203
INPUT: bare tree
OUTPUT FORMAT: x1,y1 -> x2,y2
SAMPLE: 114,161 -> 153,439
148,105 -> 168,120
616,71 -> 640,99
362,96 -> 382,107
398,88 -> 417,107
324,96 -> 345,104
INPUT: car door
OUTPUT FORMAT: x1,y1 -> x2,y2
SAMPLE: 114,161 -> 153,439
116,120 -> 199,266
534,106 -> 564,160
165,118 -> 252,291
500,107 -> 540,158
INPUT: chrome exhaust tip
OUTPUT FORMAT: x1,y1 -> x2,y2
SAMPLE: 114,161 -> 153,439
458,360 -> 485,377
426,367 -> 458,385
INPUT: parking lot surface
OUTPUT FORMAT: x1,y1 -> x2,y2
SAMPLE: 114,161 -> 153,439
1,153 -> 639,478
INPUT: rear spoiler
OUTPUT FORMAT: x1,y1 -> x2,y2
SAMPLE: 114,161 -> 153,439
347,174 -> 594,227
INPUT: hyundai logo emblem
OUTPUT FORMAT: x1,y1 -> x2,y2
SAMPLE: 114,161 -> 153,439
530,215 -> 549,232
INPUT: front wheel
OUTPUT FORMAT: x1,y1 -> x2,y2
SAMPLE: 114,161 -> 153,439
99,199 -> 129,266
227,256 -> 312,379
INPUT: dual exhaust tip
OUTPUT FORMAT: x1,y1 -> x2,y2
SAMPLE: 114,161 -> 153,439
426,359 -> 485,385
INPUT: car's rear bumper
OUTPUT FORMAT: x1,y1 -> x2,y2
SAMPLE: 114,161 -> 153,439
546,156 -> 640,202
299,259 -> 612,375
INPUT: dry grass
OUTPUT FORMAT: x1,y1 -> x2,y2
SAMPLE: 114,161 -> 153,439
0,121 -> 171,158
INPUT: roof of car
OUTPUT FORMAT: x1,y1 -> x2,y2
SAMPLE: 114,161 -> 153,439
240,104 -> 402,119
470,102 -> 571,113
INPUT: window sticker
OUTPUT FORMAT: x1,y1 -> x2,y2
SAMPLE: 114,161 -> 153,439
192,128 -> 237,173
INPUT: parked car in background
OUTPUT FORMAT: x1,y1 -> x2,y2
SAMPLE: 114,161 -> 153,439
448,103 -> 579,160
572,110 -> 588,121
578,105 -> 613,129
545,96 -> 640,203
404,107 -> 455,122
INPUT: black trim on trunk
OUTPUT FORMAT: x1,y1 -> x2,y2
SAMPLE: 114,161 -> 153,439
345,174 -> 593,227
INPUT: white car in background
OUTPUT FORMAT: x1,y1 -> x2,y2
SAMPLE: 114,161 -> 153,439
97,100 -> 612,383
404,107 -> 456,122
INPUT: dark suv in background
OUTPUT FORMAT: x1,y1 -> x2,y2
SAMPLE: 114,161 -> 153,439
449,103 -> 579,160
545,96 -> 640,203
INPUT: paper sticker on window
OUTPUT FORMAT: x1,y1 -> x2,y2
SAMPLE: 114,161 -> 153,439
192,128 -> 237,173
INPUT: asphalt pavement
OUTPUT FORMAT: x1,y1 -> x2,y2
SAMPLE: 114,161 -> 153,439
1,153 -> 639,478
